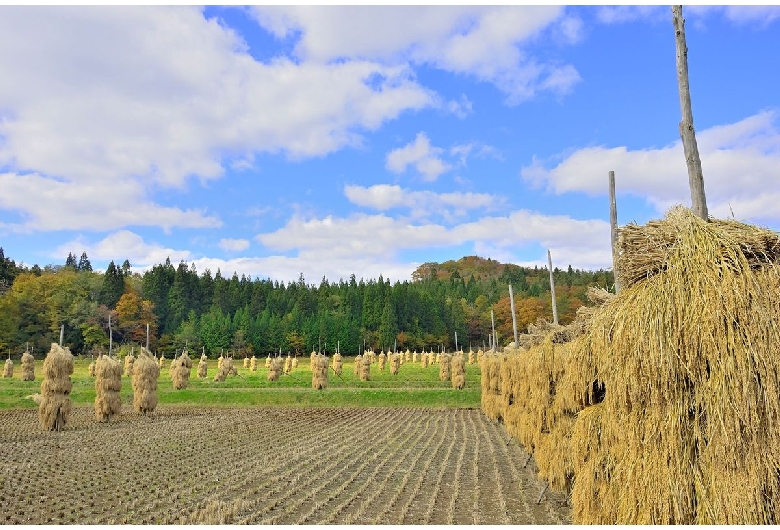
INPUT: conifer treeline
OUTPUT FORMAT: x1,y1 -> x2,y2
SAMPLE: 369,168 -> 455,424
0,250 -> 613,357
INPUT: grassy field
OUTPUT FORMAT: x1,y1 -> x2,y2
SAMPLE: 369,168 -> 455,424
0,355 -> 482,409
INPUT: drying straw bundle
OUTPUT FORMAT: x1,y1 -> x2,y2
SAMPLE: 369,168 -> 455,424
94,354 -> 122,422
311,354 -> 329,390
21,350 -> 35,381
39,343 -> 74,431
132,347 -> 159,414
332,352 -> 343,377
451,354 -> 465,390
390,352 -> 400,375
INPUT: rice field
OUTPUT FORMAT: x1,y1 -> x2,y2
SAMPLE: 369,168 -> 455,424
0,406 -> 570,524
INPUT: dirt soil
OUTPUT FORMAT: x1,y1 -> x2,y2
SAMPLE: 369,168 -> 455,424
0,406 -> 571,524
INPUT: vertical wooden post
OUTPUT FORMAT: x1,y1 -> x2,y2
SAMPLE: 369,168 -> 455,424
455,331 -> 458,352
609,170 -> 621,293
672,5 -> 708,220
508,284 -> 519,346
146,323 -> 150,351
59,324 -> 64,346
548,250 -> 558,325
491,309 -> 497,352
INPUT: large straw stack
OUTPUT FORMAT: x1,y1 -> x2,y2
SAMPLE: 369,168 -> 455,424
567,207 -> 780,524
311,354 -> 329,390
378,352 -> 387,371
94,355 -> 122,422
39,343 -> 74,431
124,351 -> 135,377
405,349 -> 411,363
332,352 -> 343,377
3,357 -> 13,378
412,351 -> 418,364
132,347 -> 159,414
21,350 -> 35,381
214,356 -> 234,382
158,354 -> 165,369
283,355 -> 292,375
88,357 -> 96,377
171,351 -> 193,390
353,354 -> 362,377
359,354 -> 371,381
243,357 -> 250,369
439,354 -> 451,382
390,352 -> 400,375
249,356 -> 257,372
267,357 -> 281,381
451,353 -> 465,389
420,351 -> 429,369
265,355 -> 271,369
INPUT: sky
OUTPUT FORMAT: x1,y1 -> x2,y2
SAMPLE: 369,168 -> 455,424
1,5 -> 779,284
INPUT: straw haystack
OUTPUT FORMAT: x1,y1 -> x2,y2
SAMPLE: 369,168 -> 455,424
412,351 -> 418,364
566,207 -> 780,524
353,354 -> 362,377
214,356 -> 234,382
267,357 -> 281,382
332,353 -> 343,377
88,357 -> 96,377
94,355 -> 122,422
243,357 -> 250,369
132,348 -> 159,414
3,357 -> 13,378
158,354 -> 165,370
451,354 -> 465,390
124,352 -> 135,377
265,355 -> 271,369
359,354 -> 371,381
292,357 -> 299,369
467,350 -> 475,366
171,351 -> 193,390
420,351 -> 429,369
378,352 -> 387,371
21,350 -> 35,381
439,354 -> 451,382
249,356 -> 257,372
39,344 -> 74,431
390,353 -> 400,376
198,354 -> 208,378
405,349 -> 411,363
283,355 -> 292,375
311,354 -> 328,390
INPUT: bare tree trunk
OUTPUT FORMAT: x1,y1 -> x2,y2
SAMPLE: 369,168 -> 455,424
490,309 -> 497,352
547,250 -> 558,325
609,170 -> 620,293
672,5 -> 708,220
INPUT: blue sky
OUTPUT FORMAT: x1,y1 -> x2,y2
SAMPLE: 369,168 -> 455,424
1,5 -> 779,283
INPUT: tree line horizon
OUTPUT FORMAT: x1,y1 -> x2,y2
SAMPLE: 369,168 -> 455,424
0,248 -> 614,358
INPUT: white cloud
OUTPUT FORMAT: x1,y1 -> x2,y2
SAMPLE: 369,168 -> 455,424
447,94 -> 473,119
385,132 -> 452,181
596,6 -> 666,24
255,210 -> 610,274
54,230 -> 191,267
218,238 -> 250,252
520,110 -> 780,225
0,7 -> 435,232
251,6 -> 582,104
344,184 -> 502,221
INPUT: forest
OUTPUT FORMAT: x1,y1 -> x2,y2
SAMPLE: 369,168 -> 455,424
0,248 -> 613,357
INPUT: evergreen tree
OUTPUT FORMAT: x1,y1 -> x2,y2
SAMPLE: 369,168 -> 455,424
98,261 -> 125,309
65,252 -> 77,270
77,252 -> 92,272
378,297 -> 398,350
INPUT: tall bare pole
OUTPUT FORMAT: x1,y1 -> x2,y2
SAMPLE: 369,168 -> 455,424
609,170 -> 621,293
108,313 -> 113,355
490,309 -> 497,352
508,284 -> 519,346
59,324 -> 64,346
672,5 -> 708,220
146,323 -> 150,351
547,250 -> 559,325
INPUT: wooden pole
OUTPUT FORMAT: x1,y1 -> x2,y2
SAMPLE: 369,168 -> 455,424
146,323 -> 150,351
59,324 -> 64,347
609,170 -> 621,293
508,284 -> 519,346
672,5 -> 708,220
491,309 -> 497,352
547,250 -> 558,325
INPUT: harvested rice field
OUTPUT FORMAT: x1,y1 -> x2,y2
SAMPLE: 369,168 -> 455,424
0,406 -> 570,524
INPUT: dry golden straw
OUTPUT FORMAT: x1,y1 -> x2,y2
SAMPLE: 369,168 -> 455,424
21,350 -> 35,381
451,354 -> 465,390
198,354 -> 208,378
38,343 -> 74,431
124,352 -> 134,377
171,351 -> 193,390
311,354 -> 329,390
249,356 -> 257,372
132,347 -> 159,414
94,355 -> 122,422
267,357 -> 282,381
3,358 -> 13,378
214,356 -> 234,382
378,352 -> 387,371
332,352 -> 343,377
353,354 -> 362,377
390,353 -> 400,375
439,353 -> 451,382
359,354 -> 371,381
243,357 -> 250,369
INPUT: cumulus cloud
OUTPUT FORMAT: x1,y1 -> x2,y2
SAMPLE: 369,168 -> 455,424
0,6 -> 435,232
54,230 -> 192,267
386,132 -> 452,181
218,238 -> 250,252
520,110 -> 780,225
251,6 -> 582,104
344,184 -> 502,221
